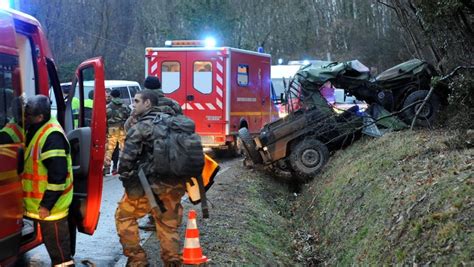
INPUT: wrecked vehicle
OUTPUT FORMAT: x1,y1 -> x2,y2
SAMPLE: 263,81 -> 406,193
239,85 -> 363,183
295,58 -> 448,126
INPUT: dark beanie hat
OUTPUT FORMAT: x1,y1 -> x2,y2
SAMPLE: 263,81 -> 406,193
144,76 -> 161,89
111,88 -> 121,98
61,85 -> 71,94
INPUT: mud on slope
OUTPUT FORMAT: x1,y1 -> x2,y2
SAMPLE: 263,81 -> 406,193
292,129 -> 473,265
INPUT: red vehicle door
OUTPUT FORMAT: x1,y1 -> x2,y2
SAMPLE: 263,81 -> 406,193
185,51 -> 225,135
0,10 -> 23,261
66,57 -> 106,236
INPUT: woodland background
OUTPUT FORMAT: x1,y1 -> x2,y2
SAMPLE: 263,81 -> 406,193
18,1 -> 473,93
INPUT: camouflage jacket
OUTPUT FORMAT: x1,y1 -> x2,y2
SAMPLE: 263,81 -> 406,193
106,98 -> 131,128
152,89 -> 183,115
119,107 -> 161,198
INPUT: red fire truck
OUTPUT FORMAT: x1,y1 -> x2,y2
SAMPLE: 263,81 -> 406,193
0,8 -> 107,265
145,40 -> 279,151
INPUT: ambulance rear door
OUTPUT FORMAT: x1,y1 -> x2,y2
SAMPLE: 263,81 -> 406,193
185,50 -> 226,136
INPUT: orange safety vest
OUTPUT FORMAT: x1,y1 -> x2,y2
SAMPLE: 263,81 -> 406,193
186,154 -> 220,204
22,118 -> 73,221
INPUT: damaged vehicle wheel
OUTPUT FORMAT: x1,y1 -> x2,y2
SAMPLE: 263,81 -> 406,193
238,127 -> 263,164
402,90 -> 440,127
289,139 -> 329,182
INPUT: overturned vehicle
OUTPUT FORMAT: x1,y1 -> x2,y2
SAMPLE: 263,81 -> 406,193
239,84 -> 364,183
296,58 -> 449,126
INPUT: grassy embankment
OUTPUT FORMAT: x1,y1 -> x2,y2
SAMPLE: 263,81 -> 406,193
292,130 -> 473,265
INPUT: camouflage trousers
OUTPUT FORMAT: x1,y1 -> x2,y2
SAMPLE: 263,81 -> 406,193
115,181 -> 186,265
104,127 -> 126,170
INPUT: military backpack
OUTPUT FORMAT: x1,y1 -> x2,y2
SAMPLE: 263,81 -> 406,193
151,113 -> 204,179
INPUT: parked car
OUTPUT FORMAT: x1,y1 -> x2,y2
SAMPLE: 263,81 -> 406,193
50,80 -> 141,116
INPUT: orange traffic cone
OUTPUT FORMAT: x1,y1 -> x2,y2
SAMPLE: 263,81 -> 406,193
182,210 -> 209,265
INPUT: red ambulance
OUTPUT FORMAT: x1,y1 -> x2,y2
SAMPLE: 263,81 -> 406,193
145,40 -> 279,152
0,8 -> 107,265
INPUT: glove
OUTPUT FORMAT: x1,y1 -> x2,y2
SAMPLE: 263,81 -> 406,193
121,176 -> 144,200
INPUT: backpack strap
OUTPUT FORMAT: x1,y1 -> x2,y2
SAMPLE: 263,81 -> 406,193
196,174 -> 209,219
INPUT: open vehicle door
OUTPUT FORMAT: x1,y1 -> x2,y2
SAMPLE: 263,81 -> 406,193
63,57 -> 106,239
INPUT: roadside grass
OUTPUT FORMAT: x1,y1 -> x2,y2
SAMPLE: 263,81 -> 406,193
292,130 -> 473,265
191,165 -> 299,266
238,172 -> 296,265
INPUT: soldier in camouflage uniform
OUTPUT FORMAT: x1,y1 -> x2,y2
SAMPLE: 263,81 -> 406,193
116,90 -> 186,267
104,89 -> 130,175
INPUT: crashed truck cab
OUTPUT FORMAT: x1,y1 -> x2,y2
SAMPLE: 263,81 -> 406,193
0,8 -> 107,265
145,40 -> 279,152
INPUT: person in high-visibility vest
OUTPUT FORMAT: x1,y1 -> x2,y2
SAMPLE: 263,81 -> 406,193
0,96 -> 24,144
83,90 -> 94,127
0,119 -> 24,144
23,95 -> 74,266
71,96 -> 80,127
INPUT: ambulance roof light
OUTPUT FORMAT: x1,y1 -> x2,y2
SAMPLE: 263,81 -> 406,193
204,37 -> 216,48
0,0 -> 12,9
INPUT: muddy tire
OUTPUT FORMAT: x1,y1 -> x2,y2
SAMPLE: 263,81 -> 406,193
238,128 -> 263,164
289,139 -> 329,182
402,90 -> 440,127
270,159 -> 294,183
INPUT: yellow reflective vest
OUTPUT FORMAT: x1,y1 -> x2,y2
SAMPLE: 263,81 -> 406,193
22,118 -> 73,221
0,120 -> 24,143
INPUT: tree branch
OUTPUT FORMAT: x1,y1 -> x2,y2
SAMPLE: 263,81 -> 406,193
410,65 -> 474,130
